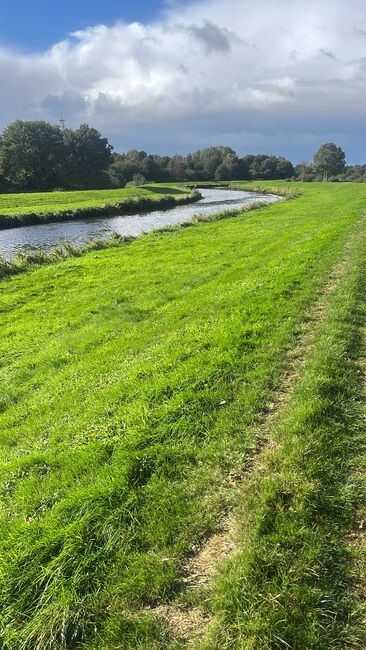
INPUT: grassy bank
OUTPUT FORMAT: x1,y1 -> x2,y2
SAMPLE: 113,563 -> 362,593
0,183 -> 365,648
203,204 -> 366,649
0,184 -> 200,229
0,200 -> 272,281
186,181 -> 300,200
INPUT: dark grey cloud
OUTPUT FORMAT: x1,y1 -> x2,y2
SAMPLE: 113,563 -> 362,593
319,48 -> 338,60
187,20 -> 238,53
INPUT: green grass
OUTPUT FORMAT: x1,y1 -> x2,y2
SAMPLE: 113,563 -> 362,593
0,183 -> 365,648
0,184 -> 199,230
204,200 -> 366,649
0,184 -> 188,215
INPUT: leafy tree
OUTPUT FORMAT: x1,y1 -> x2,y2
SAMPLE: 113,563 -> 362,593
140,155 -> 160,181
215,162 -> 232,181
295,161 -> 314,182
108,158 -> 127,188
167,155 -> 187,182
131,173 -> 146,186
343,164 -> 366,182
275,157 -> 295,179
188,146 -> 240,180
238,157 -> 251,180
0,120 -> 64,190
215,154 -> 240,180
313,143 -> 346,181
108,150 -> 167,186
241,154 -> 294,180
0,172 -> 11,192
62,124 -> 113,189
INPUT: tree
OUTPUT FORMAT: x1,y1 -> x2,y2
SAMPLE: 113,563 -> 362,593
295,161 -> 314,182
0,120 -> 64,190
168,155 -> 188,181
313,143 -> 346,181
140,155 -> 159,181
344,164 -> 366,183
62,124 -> 113,189
0,172 -> 11,192
275,157 -> 295,179
188,146 -> 239,181
131,173 -> 146,186
215,162 -> 232,181
108,158 -> 127,187
241,154 -> 294,180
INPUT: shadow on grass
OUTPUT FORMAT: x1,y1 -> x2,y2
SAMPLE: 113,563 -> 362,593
144,185 -> 188,196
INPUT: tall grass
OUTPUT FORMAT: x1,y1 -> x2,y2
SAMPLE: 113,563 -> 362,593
191,200 -> 269,223
228,183 -> 301,199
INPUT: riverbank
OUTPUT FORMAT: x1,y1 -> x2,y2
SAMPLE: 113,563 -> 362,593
0,188 -> 277,260
186,181 -> 300,199
0,185 -> 201,230
0,196 -> 274,278
1,183 -> 366,648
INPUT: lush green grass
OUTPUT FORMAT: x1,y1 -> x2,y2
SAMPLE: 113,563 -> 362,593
0,184 -> 187,215
0,184 -> 199,230
204,200 -> 366,649
0,183 -> 365,648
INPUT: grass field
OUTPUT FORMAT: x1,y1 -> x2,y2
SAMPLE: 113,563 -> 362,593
0,182 -> 366,648
0,184 -> 198,229
0,184 -> 189,215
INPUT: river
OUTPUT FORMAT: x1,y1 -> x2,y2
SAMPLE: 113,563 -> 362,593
0,188 -> 279,260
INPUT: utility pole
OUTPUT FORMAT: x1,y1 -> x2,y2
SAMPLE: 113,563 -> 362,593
59,113 -> 66,130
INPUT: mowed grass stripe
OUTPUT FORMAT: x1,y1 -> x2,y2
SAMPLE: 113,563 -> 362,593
0,183 -> 365,648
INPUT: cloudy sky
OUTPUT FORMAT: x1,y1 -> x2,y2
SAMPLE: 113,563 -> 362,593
1,0 -> 366,162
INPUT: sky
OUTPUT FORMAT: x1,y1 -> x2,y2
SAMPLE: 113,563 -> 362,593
1,0 -> 366,163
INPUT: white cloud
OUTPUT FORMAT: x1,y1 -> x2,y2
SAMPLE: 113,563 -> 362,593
1,0 -> 366,160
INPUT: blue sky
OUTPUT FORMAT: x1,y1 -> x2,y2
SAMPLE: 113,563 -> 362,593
0,0 -> 164,51
0,0 -> 365,162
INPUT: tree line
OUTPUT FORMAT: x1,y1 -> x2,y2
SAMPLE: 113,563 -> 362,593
109,148 -> 295,186
296,143 -> 361,182
0,120 -> 296,192
0,120 -> 362,193
0,121 -> 113,192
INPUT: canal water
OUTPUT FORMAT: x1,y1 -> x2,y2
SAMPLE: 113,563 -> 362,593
0,188 -> 279,260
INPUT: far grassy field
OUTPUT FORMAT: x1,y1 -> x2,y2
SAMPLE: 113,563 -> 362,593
0,183 -> 199,230
0,184 -> 188,215
0,183 -> 366,648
